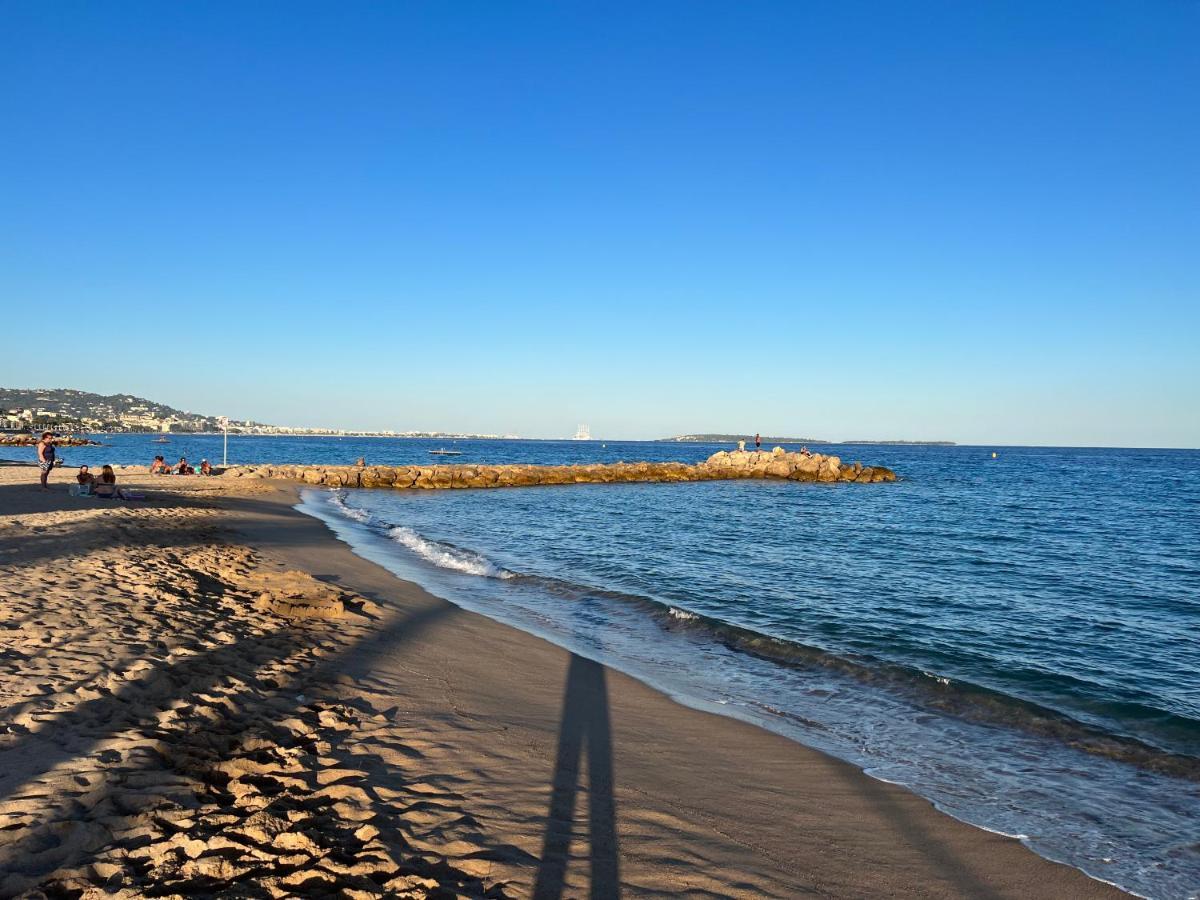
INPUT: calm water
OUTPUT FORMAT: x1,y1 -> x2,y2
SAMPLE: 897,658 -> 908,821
28,436 -> 1200,897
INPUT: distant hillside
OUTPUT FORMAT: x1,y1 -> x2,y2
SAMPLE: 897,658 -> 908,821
660,434 -> 826,444
0,387 -> 221,431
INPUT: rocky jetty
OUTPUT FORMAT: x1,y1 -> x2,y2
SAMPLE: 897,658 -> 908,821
226,448 -> 897,490
0,434 -> 100,447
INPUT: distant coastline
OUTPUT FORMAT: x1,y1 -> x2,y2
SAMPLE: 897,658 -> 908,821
6,389 -> 963,445
840,440 -> 956,446
660,434 -> 825,444
660,434 -> 955,446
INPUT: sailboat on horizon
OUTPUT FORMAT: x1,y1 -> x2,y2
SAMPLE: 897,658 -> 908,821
573,423 -> 591,441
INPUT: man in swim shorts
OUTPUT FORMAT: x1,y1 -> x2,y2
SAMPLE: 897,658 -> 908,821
36,432 -> 57,490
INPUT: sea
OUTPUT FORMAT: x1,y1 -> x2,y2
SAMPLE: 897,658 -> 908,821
28,435 -> 1200,898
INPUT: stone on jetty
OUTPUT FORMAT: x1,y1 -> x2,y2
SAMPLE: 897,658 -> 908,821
225,450 -> 896,490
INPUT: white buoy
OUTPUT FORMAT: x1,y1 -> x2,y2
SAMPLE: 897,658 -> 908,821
992,452 -> 998,459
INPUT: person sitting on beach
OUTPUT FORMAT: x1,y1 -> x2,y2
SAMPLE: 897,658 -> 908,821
76,464 -> 95,486
175,457 -> 195,475
149,455 -> 169,474
36,432 -> 56,491
93,464 -> 123,499
199,459 -> 213,476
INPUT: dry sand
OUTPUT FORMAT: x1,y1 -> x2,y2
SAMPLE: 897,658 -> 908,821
0,464 -> 1125,898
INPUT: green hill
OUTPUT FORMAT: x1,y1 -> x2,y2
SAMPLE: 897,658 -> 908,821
0,387 -> 219,430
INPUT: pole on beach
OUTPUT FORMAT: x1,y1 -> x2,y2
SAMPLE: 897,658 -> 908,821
219,416 -> 229,467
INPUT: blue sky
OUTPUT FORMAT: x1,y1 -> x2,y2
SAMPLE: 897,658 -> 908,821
2,2 -> 1196,445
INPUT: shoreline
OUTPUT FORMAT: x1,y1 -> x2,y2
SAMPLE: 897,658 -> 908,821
0,468 -> 1125,897
227,482 -> 1134,897
298,485 -> 1162,898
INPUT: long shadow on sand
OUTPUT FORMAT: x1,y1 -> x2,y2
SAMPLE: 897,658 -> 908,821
0,585 -> 519,896
0,482 -> 339,570
533,653 -> 620,900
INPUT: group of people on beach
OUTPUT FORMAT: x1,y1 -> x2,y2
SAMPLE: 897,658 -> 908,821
35,432 -> 135,498
33,433 -> 213,495
74,463 -> 129,499
149,455 -> 213,476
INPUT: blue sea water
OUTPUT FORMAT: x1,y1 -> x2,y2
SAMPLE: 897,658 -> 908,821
26,435 -> 1200,897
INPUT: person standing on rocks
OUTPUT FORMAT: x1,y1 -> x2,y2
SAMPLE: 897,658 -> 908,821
755,433 -> 761,449
36,432 -> 56,490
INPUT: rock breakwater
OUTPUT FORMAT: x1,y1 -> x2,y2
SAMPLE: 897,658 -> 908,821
0,434 -> 100,447
226,448 -> 897,490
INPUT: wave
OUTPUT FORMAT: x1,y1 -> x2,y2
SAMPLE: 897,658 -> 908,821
648,600 -> 1200,782
331,491 -> 515,579
323,489 -> 1200,782
385,525 -> 515,579
329,490 -> 373,524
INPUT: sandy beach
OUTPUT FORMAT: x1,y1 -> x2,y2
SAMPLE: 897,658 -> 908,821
0,465 -> 1125,898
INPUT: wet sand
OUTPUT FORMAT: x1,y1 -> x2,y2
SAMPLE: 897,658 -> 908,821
0,465 -> 1125,897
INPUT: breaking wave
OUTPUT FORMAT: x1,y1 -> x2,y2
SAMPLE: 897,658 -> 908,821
329,490 -> 373,524
385,525 -> 515,579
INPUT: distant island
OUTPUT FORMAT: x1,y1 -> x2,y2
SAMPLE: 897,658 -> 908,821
840,440 -> 956,446
660,434 -> 826,444
660,434 -> 955,446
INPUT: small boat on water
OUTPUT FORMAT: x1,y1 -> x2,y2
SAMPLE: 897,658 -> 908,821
153,437 -> 170,443
428,448 -> 463,456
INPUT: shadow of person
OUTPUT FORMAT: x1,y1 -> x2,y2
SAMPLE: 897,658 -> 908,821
533,653 -> 621,900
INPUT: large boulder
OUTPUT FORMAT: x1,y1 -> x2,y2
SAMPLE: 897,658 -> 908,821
360,466 -> 396,488
706,450 -> 732,468
466,469 -> 499,488
765,458 -> 792,477
817,456 -> 842,483
794,455 -> 821,475
727,450 -> 753,467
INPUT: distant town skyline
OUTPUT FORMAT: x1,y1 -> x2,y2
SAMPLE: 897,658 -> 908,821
0,384 -> 1192,448
2,3 -> 1197,448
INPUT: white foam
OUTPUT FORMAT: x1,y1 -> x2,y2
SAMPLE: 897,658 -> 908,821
669,606 -> 700,621
387,525 -> 514,579
329,490 -> 372,524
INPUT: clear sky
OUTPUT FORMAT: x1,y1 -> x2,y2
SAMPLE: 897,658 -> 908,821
2,2 -> 1196,446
